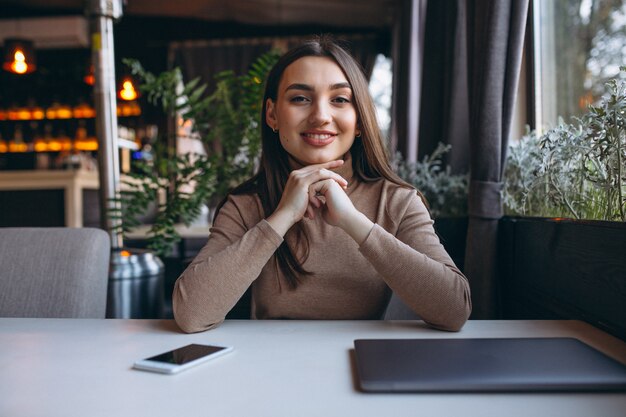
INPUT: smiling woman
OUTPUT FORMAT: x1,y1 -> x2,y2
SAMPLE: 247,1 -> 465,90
172,36 -> 472,334
266,56 -> 358,166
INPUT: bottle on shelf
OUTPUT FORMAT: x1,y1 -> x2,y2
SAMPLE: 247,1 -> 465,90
28,98 -> 45,120
44,123 -> 61,152
57,127 -> 72,152
74,120 -> 97,151
0,132 -> 7,153
31,122 -> 51,169
16,105 -> 31,121
72,98 -> 96,119
46,99 -> 72,120
8,123 -> 28,153
33,121 -> 47,152
58,103 -> 73,120
45,100 -> 59,120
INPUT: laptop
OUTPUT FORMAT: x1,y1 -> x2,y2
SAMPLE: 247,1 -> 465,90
353,337 -> 626,392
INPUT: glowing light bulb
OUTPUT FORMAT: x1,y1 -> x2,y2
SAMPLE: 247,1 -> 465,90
119,80 -> 138,101
11,50 -> 28,74
3,40 -> 36,74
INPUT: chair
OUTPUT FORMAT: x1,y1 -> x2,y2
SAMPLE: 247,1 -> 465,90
0,227 -> 110,318
383,292 -> 422,320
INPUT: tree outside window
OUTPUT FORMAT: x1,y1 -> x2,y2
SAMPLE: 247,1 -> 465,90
534,0 -> 625,131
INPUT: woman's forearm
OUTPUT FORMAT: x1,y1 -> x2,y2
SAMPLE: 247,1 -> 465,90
173,220 -> 283,333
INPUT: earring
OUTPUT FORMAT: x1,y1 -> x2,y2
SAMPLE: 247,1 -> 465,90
356,131 -> 362,138
272,127 -> 278,134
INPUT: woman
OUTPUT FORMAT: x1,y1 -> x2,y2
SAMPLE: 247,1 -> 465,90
173,37 -> 471,333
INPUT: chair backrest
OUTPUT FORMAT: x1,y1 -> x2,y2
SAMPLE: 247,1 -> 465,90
0,227 -> 110,318
383,292 -> 422,320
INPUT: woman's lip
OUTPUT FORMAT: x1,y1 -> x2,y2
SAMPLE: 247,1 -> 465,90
301,132 -> 336,146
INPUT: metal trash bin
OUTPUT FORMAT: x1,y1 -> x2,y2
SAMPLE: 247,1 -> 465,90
106,248 -> 165,318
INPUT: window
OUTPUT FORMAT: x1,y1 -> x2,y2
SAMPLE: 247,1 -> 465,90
533,0 -> 626,132
368,54 -> 393,141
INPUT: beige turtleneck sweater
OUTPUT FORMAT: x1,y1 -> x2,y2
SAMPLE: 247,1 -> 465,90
173,161 -> 471,333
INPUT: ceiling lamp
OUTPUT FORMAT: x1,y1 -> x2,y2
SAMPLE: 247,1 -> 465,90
3,38 -> 36,75
118,76 -> 138,101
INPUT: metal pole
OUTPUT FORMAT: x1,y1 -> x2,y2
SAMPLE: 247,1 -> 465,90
84,0 -> 165,319
86,0 -> 123,248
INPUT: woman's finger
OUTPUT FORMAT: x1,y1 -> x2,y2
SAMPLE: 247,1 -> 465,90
305,203 -> 316,219
317,159 -> 345,170
304,168 -> 348,188
295,160 -> 347,180
308,189 -> 321,208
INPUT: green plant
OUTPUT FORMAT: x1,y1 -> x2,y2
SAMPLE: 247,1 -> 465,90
393,143 -> 469,218
504,67 -> 626,221
111,50 -> 280,255
203,51 -> 282,199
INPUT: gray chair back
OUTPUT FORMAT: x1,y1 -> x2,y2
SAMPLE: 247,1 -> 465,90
383,292 -> 422,320
0,227 -> 110,318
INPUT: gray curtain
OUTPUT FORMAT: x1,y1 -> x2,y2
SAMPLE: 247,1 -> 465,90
415,0 -> 528,317
390,0 -> 428,162
464,0 -> 529,318
170,40 -> 274,94
169,35 -> 384,93
417,0 -> 470,174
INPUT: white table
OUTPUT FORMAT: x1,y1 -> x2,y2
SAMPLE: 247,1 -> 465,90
1,319 -> 625,417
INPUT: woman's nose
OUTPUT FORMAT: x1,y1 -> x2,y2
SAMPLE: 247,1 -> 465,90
308,101 -> 332,126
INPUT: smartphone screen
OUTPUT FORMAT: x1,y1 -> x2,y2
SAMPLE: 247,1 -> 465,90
146,344 -> 228,365
134,343 -> 233,374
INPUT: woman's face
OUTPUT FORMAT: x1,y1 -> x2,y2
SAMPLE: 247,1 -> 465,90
266,56 -> 358,166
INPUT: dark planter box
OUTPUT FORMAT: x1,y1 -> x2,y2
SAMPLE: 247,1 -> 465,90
499,216 -> 626,340
434,217 -> 468,273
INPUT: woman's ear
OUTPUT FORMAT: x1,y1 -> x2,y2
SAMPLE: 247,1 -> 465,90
266,98 -> 277,131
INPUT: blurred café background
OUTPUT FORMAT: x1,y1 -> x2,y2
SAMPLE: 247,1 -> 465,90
0,0 -> 402,319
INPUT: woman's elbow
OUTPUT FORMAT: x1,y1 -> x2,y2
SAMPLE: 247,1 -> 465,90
436,314 -> 468,332
172,286 -> 222,333
427,298 -> 472,332
173,306 -> 223,333
443,278 -> 472,331
427,314 -> 468,332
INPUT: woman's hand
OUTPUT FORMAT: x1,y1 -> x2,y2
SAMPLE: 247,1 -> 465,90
308,178 -> 374,245
267,160 -> 348,236
307,178 -> 355,227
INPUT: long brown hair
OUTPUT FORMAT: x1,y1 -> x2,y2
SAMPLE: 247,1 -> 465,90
216,36 -> 416,289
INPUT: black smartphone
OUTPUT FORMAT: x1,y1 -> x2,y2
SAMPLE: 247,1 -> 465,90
132,343 -> 233,374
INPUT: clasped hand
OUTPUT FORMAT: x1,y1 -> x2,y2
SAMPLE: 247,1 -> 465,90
267,159 -> 374,244
275,159 -> 357,229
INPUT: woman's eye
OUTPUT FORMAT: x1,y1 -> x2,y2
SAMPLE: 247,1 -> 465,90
333,97 -> 351,104
290,96 -> 309,103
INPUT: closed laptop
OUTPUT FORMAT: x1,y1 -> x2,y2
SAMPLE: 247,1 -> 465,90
353,338 -> 626,392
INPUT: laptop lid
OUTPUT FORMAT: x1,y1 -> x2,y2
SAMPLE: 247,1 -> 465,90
353,338 -> 626,392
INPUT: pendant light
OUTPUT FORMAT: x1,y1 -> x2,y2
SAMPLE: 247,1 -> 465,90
84,63 -> 95,85
118,76 -> 138,101
3,38 -> 36,75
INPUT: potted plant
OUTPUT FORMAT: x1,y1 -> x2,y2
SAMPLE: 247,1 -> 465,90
393,143 -> 469,271
500,67 -> 626,340
110,51 -> 281,256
